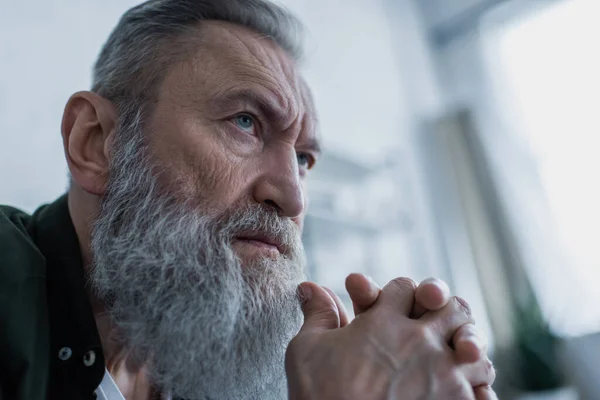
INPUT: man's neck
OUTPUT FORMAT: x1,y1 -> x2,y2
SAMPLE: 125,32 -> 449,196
67,186 -> 98,271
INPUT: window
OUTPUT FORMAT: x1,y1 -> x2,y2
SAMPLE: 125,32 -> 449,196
487,0 -> 600,336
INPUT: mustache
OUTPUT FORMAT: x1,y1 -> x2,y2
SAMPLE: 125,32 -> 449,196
216,202 -> 302,257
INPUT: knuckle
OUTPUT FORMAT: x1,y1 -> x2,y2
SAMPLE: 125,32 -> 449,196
308,294 -> 340,321
458,323 -> 479,337
322,296 -> 340,314
484,358 -> 497,383
445,375 -> 473,400
409,323 -> 437,346
410,322 -> 427,336
451,296 -> 473,318
466,357 -> 496,387
438,364 -> 458,381
389,277 -> 417,292
313,308 -> 340,327
453,387 -> 474,399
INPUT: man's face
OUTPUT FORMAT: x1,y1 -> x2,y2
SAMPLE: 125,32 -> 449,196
146,21 -> 319,263
90,21 -> 315,399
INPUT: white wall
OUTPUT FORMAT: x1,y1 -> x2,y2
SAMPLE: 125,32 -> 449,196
0,0 -> 140,211
279,0 -> 411,162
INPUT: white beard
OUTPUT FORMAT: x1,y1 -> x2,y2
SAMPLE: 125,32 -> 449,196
90,131 -> 305,399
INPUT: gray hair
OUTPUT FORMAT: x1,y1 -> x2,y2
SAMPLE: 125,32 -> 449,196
92,0 -> 304,121
90,106 -> 305,398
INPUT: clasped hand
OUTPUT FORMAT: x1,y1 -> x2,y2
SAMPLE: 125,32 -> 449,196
285,275 -> 497,399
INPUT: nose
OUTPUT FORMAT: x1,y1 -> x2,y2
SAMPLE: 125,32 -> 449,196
252,147 -> 305,218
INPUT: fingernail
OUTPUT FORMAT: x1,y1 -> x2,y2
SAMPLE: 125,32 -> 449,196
454,296 -> 472,317
297,284 -> 312,304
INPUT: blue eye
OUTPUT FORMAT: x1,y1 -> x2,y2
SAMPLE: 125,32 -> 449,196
234,114 -> 255,133
297,153 -> 314,170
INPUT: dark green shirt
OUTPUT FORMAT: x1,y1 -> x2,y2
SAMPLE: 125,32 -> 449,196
0,195 -> 105,399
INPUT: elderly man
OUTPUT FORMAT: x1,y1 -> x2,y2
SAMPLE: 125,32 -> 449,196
0,0 -> 496,399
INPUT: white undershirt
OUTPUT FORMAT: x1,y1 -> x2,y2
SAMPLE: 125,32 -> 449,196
94,368 -> 173,400
95,368 -> 126,400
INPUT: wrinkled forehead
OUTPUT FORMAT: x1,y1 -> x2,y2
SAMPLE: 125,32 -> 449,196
163,21 -> 316,128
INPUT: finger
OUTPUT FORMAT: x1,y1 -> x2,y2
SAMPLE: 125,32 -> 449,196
419,296 -> 475,344
411,277 -> 451,318
453,324 -> 488,364
474,385 -> 498,400
345,273 -> 381,316
297,282 -> 341,333
376,277 -> 417,316
323,287 -> 349,327
461,356 -> 496,388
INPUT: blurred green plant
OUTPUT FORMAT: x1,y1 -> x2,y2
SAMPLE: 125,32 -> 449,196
513,297 -> 563,391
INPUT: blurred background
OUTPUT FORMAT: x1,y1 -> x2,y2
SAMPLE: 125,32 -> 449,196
1,0 -> 599,398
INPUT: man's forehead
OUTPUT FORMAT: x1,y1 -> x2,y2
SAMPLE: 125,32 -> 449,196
198,21 -> 294,67
184,22 -> 313,109
164,20 -> 318,138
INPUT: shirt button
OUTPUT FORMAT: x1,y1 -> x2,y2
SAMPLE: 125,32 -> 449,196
83,350 -> 96,367
58,347 -> 72,361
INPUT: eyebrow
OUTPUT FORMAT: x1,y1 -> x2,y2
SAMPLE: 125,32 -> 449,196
216,88 -> 289,126
303,136 -> 322,156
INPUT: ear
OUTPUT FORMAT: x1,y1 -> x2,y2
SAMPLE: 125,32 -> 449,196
61,91 -> 117,196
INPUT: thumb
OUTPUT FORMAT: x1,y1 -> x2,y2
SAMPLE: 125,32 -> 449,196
345,273 -> 381,316
298,282 -> 341,333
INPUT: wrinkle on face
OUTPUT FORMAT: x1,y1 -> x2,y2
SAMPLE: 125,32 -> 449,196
199,22 -> 305,136
145,20 -> 318,216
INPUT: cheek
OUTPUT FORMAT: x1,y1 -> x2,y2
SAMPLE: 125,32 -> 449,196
178,145 -> 249,209
150,125 -> 250,209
